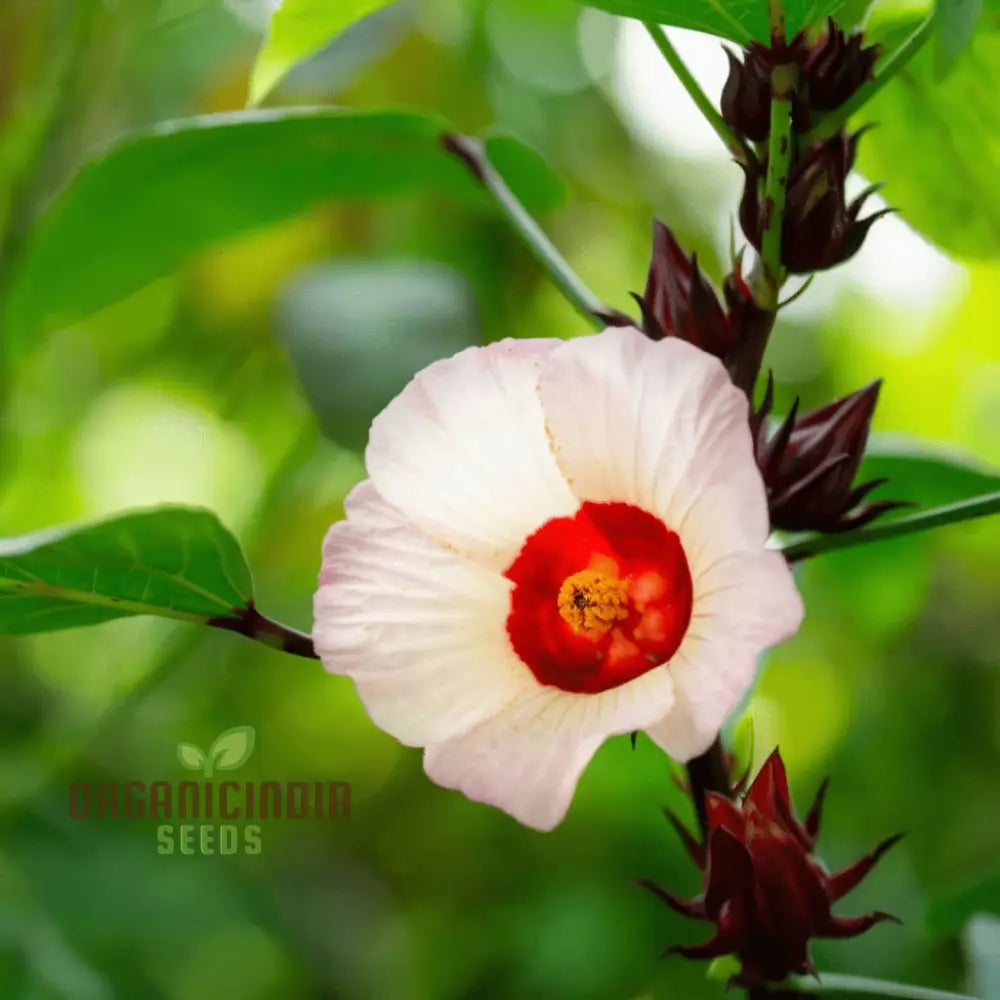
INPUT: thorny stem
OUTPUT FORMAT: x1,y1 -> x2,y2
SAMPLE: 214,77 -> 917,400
643,23 -> 752,164
804,14 -> 936,145
441,133 -> 629,331
782,491 -> 1000,562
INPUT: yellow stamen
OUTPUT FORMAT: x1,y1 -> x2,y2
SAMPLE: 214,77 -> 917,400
557,569 -> 630,636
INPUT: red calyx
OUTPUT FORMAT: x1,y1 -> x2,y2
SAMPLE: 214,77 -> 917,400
640,749 -> 903,987
752,375 -> 908,533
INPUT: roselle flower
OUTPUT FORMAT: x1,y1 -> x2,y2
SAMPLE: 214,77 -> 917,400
740,132 -> 889,274
314,328 -> 803,830
801,20 -> 881,115
753,376 -> 906,532
642,750 -> 902,985
637,222 -> 772,395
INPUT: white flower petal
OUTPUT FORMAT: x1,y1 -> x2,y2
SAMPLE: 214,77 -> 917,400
427,664 -> 676,829
425,714 -> 605,831
537,327 -> 769,566
646,550 -> 804,759
365,338 -> 578,570
313,481 -> 535,745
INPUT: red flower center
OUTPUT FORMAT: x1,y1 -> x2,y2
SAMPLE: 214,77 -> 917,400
504,501 -> 693,693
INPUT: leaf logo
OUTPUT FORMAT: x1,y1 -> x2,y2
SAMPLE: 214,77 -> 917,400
177,725 -> 256,778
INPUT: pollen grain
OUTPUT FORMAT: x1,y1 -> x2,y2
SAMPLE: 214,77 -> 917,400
557,569 -> 630,636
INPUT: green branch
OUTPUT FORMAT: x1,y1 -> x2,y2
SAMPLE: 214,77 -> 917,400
804,13 -> 935,144
756,63 -> 794,308
642,23 -> 752,164
786,972 -> 980,1000
782,491 -> 1000,562
441,133 -> 627,330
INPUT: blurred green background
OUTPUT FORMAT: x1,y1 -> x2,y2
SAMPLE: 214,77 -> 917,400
0,0 -> 998,997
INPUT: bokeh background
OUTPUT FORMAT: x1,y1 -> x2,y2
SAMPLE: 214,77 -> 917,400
0,0 -> 998,997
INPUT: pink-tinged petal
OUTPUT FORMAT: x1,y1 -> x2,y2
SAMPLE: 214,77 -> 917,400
422,663 -> 676,830
424,708 -> 605,831
537,328 -> 769,565
646,549 -> 803,760
690,550 -> 804,649
641,636 -> 758,760
365,338 -> 577,570
313,481 -> 535,746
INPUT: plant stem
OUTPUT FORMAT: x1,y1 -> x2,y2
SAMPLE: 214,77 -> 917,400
768,0 -> 786,44
782,491 -> 1000,562
208,603 -> 318,659
784,972 -> 981,1000
642,23 -> 752,164
756,63 -> 794,308
441,133 -> 629,330
804,14 -> 935,144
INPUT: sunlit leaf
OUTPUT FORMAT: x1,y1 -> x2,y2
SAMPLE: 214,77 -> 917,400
571,0 -> 846,44
250,0 -> 399,103
3,109 -> 562,350
935,0 -> 982,76
856,13 -> 1000,258
860,434 -> 1000,515
0,507 -> 253,634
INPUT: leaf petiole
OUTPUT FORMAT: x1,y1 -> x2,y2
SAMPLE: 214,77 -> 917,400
642,23 -> 752,164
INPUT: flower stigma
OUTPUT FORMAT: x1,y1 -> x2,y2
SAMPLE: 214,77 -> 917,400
557,568 -> 630,636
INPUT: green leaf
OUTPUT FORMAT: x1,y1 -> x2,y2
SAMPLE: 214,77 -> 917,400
3,109 -> 562,350
571,0 -> 846,44
250,0 -> 399,103
860,434 -> 1000,515
208,725 -> 256,770
928,869 -> 1000,934
279,259 -> 481,450
935,0 -> 982,75
483,133 -> 565,216
0,507 -> 253,634
856,13 -> 1000,259
177,742 -> 207,771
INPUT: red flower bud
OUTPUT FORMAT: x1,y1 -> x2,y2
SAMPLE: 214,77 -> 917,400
753,375 -> 908,533
637,222 -> 773,395
721,24 -> 879,140
641,749 -> 902,987
721,44 -> 774,143
740,132 -> 890,274
802,19 -> 881,115
638,221 -> 736,356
